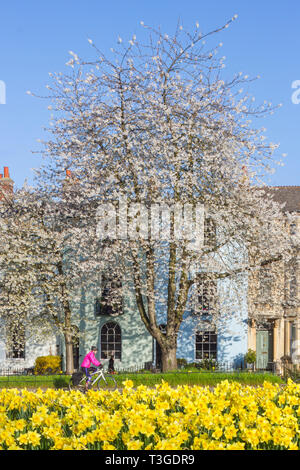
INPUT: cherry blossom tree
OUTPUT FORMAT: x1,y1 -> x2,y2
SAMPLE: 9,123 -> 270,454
6,17 -> 294,372
0,185 -> 98,374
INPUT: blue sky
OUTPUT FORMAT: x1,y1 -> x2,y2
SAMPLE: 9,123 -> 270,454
0,0 -> 300,188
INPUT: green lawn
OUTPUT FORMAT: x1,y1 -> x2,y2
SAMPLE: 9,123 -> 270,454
0,370 -> 284,389
0,374 -> 69,389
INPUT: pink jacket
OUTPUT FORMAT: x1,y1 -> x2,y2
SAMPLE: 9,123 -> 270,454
81,351 -> 101,368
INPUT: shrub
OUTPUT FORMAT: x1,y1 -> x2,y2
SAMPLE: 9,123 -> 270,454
196,358 -> 218,370
53,376 -> 70,389
245,349 -> 256,365
177,358 -> 188,369
34,356 -> 62,375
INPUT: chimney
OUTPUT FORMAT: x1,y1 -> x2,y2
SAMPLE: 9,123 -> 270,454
63,169 -> 79,192
0,166 -> 14,201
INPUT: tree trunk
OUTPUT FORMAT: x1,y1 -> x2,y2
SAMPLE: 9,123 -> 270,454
64,332 -> 74,375
161,345 -> 177,372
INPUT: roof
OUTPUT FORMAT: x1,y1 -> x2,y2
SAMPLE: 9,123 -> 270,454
265,186 -> 300,213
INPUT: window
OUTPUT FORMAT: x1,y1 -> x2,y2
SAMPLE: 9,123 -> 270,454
100,322 -> 121,360
290,223 -> 297,236
195,274 -> 218,316
195,330 -> 217,360
204,217 -> 216,248
258,265 -> 273,301
289,268 -> 297,301
6,320 -> 25,359
290,323 -> 296,358
95,274 -> 123,316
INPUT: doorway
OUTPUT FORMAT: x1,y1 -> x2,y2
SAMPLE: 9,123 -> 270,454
256,329 -> 273,370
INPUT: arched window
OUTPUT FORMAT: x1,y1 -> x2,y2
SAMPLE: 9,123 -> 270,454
100,322 -> 122,360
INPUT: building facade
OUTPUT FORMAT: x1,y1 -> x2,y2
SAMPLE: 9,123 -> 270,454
62,224 -> 248,372
1,170 -> 298,373
248,186 -> 300,371
0,167 -> 57,371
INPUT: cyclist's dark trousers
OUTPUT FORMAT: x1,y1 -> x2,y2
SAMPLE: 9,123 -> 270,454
81,367 -> 91,384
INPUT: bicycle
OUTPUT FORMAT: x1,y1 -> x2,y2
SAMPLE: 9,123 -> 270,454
69,366 -> 117,392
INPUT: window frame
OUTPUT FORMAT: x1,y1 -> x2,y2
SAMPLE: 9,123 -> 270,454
195,273 -> 218,317
258,265 -> 273,301
95,273 -> 124,316
6,319 -> 25,359
204,217 -> 216,248
195,330 -> 217,360
100,321 -> 122,360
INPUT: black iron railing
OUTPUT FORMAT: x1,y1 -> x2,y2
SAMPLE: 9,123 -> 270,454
0,360 -> 296,378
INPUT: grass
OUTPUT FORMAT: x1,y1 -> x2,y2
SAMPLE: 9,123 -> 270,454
113,371 -> 284,388
0,370 -> 284,389
0,374 -> 70,389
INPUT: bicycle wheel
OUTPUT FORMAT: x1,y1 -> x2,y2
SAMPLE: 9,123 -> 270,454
69,377 -> 86,393
97,374 -> 117,391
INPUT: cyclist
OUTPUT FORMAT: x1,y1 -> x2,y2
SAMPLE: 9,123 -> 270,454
81,346 -> 102,391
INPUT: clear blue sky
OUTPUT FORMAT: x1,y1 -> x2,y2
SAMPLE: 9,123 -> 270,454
0,0 -> 300,188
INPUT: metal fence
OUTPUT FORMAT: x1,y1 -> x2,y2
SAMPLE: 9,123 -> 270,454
0,360 -> 295,378
114,360 -> 279,374
0,366 -> 34,376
